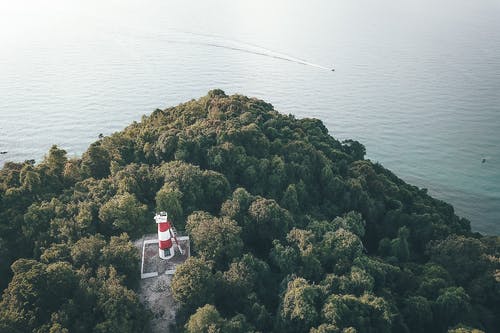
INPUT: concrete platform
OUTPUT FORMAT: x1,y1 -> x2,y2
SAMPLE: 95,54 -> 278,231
139,234 -> 190,279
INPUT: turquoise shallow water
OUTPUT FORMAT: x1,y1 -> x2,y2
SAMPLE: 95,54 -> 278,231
0,0 -> 499,234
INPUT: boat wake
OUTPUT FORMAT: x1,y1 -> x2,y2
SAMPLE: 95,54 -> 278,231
173,30 -> 334,71
102,22 -> 335,71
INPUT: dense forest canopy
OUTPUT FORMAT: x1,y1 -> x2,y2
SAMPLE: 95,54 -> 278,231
0,90 -> 498,333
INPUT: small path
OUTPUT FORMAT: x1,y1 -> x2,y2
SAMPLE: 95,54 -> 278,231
134,235 -> 190,333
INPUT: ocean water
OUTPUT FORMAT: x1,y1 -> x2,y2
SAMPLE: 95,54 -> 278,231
0,0 -> 499,234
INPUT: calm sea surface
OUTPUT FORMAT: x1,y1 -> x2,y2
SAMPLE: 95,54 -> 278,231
1,0 -> 499,234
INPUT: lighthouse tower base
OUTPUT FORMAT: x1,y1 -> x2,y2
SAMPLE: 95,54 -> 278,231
137,234 -> 190,279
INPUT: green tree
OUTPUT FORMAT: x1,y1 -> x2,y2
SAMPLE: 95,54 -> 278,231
339,266 -> 375,296
186,212 -> 243,268
332,211 -> 366,238
185,305 -> 256,333
285,228 -> 323,280
201,170 -> 231,214
322,293 -> 392,332
427,235 -> 487,285
86,266 -> 149,333
220,253 -> 273,315
171,257 -> 216,312
280,277 -> 321,332
281,184 -> 299,213
402,296 -> 433,333
62,158 -> 82,184
220,187 -> 254,222
22,199 -> 60,253
310,324 -> 341,333
98,193 -> 148,235
246,197 -> 292,255
416,263 -> 451,299
81,142 -> 110,179
40,243 -> 71,264
320,228 -> 363,274
435,287 -> 471,330
185,304 -> 225,333
155,185 -> 183,224
156,161 -> 205,214
447,325 -> 485,333
101,233 -> 140,287
342,140 -> 366,160
21,169 -> 41,193
42,145 -> 68,176
0,259 -> 77,333
390,226 -> 410,262
70,234 -> 106,268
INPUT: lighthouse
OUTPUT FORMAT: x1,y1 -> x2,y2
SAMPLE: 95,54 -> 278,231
154,211 -> 184,260
140,211 -> 190,279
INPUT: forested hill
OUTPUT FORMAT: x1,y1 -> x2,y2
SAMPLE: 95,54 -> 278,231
0,90 -> 498,333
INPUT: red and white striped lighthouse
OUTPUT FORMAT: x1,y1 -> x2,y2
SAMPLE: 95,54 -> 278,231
154,211 -> 183,260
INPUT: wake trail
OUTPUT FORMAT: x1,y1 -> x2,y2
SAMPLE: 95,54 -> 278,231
102,23 -> 334,71
171,29 -> 334,71
203,42 -> 331,70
